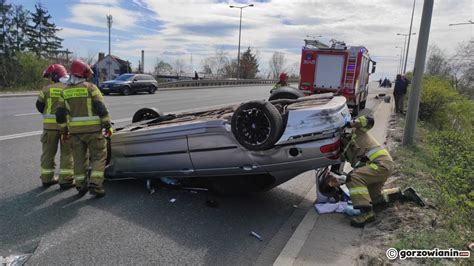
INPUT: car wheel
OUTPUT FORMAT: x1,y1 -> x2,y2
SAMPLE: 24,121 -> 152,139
269,87 -> 304,101
132,107 -> 163,123
231,101 -> 283,151
122,86 -> 130,96
148,86 -> 157,94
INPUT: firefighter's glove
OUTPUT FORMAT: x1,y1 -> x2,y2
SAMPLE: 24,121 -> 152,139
103,127 -> 113,138
327,172 -> 347,187
61,132 -> 70,145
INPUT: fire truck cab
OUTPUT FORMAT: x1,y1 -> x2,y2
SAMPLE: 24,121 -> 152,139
299,40 -> 376,116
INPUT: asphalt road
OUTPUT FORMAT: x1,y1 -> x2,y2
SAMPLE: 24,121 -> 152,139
0,83 -> 383,264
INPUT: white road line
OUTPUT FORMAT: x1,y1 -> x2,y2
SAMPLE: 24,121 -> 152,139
0,102 -> 245,142
14,112 -> 39,116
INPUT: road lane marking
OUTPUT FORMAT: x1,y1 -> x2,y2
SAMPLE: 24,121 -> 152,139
14,112 -> 39,116
0,101 -> 247,141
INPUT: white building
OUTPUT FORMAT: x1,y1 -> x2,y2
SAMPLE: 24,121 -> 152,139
93,53 -> 131,84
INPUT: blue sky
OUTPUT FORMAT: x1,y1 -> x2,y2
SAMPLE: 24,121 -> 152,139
12,0 -> 473,79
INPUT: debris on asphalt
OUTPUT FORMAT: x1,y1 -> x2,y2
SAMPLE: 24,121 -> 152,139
169,198 -> 177,203
160,177 -> 180,186
250,231 -> 263,241
378,93 -> 386,97
181,187 -> 209,192
293,204 -> 299,208
1,254 -> 32,265
383,95 -> 391,103
146,179 -> 155,195
206,198 -> 219,208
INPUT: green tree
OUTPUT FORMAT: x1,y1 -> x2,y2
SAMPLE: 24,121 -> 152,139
0,0 -> 14,56
239,47 -> 259,79
17,52 -> 49,89
25,3 -> 62,57
11,5 -> 29,53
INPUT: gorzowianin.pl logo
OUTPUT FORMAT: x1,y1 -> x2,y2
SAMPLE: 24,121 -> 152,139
386,248 -> 471,260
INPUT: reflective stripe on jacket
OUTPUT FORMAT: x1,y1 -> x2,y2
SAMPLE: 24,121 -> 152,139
38,83 -> 67,130
58,82 -> 111,134
342,128 -> 392,167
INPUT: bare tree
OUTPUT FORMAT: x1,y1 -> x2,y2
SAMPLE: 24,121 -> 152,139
173,58 -> 185,78
201,47 -> 229,78
426,45 -> 451,77
154,58 -> 173,77
269,52 -> 286,79
451,42 -> 474,99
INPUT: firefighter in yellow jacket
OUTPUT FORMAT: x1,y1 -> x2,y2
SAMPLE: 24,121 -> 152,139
37,64 -> 74,189
328,115 -> 394,227
56,59 -> 112,197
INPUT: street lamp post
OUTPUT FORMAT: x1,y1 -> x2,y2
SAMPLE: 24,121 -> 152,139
397,32 -> 416,74
396,46 -> 403,74
403,0 -> 416,74
230,4 -> 254,79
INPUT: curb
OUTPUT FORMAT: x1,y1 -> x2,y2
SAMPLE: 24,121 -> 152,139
272,94 -> 390,265
0,83 -> 274,98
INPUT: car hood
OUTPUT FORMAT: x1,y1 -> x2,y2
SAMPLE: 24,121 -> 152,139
103,80 -> 130,85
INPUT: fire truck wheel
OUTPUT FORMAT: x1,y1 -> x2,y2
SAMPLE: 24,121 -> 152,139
360,100 -> 366,109
132,107 -> 163,123
269,87 -> 304,101
231,101 -> 283,151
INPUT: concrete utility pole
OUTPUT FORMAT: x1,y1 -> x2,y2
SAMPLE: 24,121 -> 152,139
230,4 -> 254,79
403,0 -> 434,146
403,0 -> 416,74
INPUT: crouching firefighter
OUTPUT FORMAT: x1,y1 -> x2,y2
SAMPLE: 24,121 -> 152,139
56,59 -> 113,198
37,64 -> 74,189
328,115 -> 394,227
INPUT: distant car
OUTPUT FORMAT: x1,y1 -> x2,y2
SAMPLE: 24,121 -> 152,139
100,74 -> 158,96
105,94 -> 352,194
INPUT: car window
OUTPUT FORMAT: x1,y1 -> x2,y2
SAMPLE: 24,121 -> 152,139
115,74 -> 134,81
145,75 -> 155,81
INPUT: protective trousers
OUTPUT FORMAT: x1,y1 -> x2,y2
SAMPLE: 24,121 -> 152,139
346,156 -> 394,208
40,130 -> 73,183
394,94 -> 404,113
70,132 -> 107,188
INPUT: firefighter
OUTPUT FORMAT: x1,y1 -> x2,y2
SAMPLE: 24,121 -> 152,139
56,59 -> 112,197
37,64 -> 74,189
327,115 -> 394,227
270,72 -> 289,93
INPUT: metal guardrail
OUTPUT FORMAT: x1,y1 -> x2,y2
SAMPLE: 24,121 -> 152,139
156,79 -> 296,88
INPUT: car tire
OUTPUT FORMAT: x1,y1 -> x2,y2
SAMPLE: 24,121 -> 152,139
148,86 -> 157,94
269,87 -> 304,101
122,86 -> 130,96
231,100 -> 283,151
132,107 -> 163,123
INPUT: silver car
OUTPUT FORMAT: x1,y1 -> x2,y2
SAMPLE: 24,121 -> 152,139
105,93 -> 352,194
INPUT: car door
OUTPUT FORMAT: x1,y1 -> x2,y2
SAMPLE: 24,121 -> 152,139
188,127 -> 266,177
118,131 -> 195,178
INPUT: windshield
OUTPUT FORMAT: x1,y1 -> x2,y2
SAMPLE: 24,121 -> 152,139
115,74 -> 134,81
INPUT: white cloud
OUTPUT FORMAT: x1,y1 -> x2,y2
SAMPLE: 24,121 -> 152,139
64,0 -> 473,77
58,27 -> 105,38
67,3 -> 142,31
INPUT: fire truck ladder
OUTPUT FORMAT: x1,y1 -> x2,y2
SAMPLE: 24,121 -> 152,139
345,55 -> 358,89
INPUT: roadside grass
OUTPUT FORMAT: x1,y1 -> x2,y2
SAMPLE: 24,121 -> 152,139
391,123 -> 473,265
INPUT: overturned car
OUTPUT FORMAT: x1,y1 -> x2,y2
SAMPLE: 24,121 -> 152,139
105,93 -> 352,194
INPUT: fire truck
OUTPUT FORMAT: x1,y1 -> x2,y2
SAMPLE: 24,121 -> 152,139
299,39 -> 376,116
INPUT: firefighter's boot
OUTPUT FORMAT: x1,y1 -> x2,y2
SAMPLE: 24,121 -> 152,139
89,183 -> 106,198
350,209 -> 375,227
59,180 -> 75,190
42,176 -> 58,188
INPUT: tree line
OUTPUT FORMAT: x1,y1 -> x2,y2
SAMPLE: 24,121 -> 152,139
1,0 -> 63,90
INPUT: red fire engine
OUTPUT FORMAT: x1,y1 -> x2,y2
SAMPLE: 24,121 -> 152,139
299,39 -> 376,115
